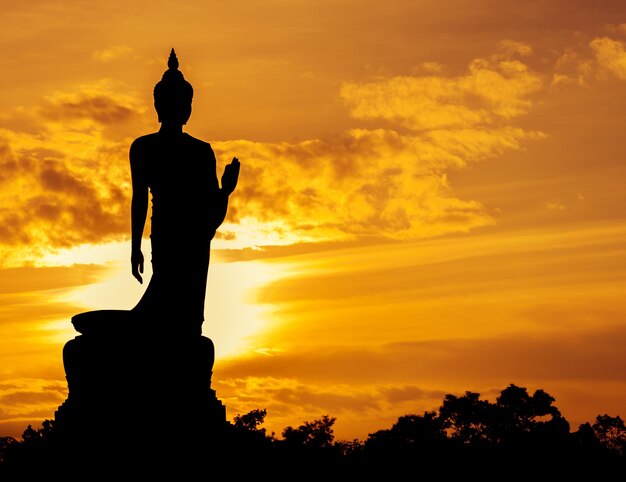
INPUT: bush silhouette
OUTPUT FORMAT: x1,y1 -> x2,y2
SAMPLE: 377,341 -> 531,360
1,383 -> 625,478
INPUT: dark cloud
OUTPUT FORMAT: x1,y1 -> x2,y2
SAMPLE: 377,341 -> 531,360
0,420 -> 33,439
226,384 -> 378,420
0,383 -> 20,391
0,133 -> 131,262
380,385 -> 447,404
216,328 -> 626,384
40,94 -> 136,125
0,408 -> 60,424
0,143 -> 18,183
0,390 -> 64,406
39,162 -> 90,194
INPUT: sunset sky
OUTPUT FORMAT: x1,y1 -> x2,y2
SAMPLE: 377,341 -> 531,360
1,0 -> 626,442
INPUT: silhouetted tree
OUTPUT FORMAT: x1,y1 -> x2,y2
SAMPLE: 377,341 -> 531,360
438,391 -> 493,446
361,410 -> 448,474
275,415 -> 343,474
227,408 -> 276,467
333,437 -> 364,457
569,418 -> 626,476
2,383 -> 626,475
496,384 -> 554,431
282,415 -> 336,449
592,414 -> 626,456
366,411 -> 446,454
0,436 -> 18,464
0,420 -> 65,476
493,384 -> 570,451
572,422 -> 605,456
21,420 -> 56,444
233,408 -> 269,435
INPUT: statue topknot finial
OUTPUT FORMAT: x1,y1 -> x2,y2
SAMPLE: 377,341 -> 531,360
168,48 -> 179,70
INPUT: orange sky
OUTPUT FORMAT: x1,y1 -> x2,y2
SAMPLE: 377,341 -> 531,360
1,0 -> 626,441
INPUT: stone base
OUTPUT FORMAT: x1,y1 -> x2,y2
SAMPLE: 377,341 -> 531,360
53,310 -> 229,469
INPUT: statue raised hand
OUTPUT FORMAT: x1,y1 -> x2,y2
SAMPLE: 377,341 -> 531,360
221,157 -> 240,195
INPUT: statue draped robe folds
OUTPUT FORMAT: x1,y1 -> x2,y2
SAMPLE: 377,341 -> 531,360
72,133 -> 228,336
129,132 -> 228,335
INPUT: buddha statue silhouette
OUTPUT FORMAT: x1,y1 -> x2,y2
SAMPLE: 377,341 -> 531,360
57,51 -> 235,461
71,49 -> 240,337
128,48 -> 240,336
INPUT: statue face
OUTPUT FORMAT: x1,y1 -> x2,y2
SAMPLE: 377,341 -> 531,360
178,102 -> 192,125
155,101 -> 192,125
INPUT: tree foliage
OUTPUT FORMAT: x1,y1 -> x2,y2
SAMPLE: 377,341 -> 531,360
1,383 -> 625,476
233,408 -> 268,435
282,414 -> 336,449
592,414 -> 626,456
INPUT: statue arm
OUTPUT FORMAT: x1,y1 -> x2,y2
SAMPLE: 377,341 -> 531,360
208,146 -> 239,232
130,139 -> 148,283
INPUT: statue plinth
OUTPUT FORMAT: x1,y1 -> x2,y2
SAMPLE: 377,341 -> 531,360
54,310 -> 229,468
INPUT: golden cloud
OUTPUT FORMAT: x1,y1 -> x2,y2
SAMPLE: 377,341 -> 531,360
552,48 -> 594,88
590,36 -> 626,79
213,125 -> 526,247
340,48 -> 542,130
497,39 -> 533,58
0,47 -> 547,265
92,45 -> 134,62
214,46 -> 545,248
548,33 -> 626,88
0,81 -> 145,267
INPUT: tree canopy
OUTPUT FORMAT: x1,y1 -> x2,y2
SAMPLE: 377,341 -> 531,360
1,383 -> 624,477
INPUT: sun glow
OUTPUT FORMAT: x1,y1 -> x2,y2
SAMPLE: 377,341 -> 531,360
36,240 -> 132,268
43,240 -> 292,359
204,255 -> 293,359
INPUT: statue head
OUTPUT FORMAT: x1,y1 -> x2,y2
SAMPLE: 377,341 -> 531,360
153,49 -> 194,125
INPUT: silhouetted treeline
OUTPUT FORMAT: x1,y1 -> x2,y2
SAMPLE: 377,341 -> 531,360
1,384 -> 625,478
